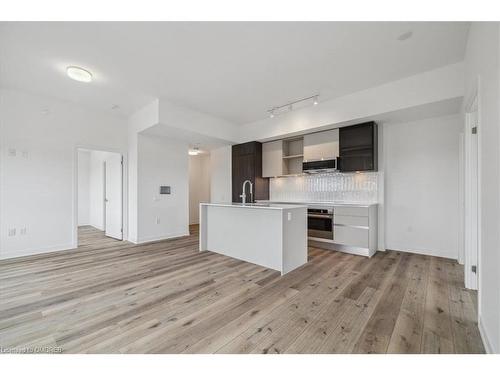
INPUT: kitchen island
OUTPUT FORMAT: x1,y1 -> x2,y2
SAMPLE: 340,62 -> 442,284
199,203 -> 307,275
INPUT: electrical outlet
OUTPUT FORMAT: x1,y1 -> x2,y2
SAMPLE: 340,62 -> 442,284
21,151 -> 29,159
8,149 -> 16,157
20,227 -> 27,235
8,228 -> 16,236
287,212 -> 292,221
156,217 -> 160,224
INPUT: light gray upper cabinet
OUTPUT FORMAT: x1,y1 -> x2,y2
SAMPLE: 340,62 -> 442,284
262,140 -> 284,177
303,129 -> 339,162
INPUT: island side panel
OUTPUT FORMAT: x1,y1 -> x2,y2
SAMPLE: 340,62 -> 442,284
199,204 -> 208,251
281,207 -> 308,274
205,205 -> 282,272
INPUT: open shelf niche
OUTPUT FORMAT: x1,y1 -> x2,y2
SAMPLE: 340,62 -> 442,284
282,137 -> 304,175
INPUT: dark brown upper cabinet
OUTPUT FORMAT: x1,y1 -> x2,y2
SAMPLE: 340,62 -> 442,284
232,141 -> 269,203
338,122 -> 378,172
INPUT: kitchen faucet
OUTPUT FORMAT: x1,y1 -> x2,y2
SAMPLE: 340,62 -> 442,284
240,179 -> 253,204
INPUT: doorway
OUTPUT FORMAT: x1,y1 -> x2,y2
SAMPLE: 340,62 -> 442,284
464,95 -> 479,291
188,152 -> 211,235
77,148 -> 123,246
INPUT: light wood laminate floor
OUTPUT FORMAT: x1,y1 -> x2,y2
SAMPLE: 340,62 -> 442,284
0,225 -> 484,354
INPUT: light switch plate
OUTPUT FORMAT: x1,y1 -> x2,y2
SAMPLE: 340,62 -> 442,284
159,186 -> 171,194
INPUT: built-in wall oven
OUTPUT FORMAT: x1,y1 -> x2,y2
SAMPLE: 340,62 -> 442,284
307,206 -> 334,240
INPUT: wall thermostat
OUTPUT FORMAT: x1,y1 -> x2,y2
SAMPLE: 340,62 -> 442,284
159,186 -> 171,194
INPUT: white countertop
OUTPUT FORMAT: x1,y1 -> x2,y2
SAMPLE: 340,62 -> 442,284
200,202 -> 307,210
255,200 -> 378,208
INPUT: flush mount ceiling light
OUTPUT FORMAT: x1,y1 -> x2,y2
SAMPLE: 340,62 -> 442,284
267,94 -> 319,118
189,145 -> 200,156
397,31 -> 413,41
66,66 -> 93,83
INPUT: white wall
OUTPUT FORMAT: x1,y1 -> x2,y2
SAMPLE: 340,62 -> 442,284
77,150 -> 90,226
463,22 -> 500,354
0,89 -> 127,259
209,146 -> 232,203
383,114 -> 462,260
136,133 -> 189,243
127,100 -> 160,243
189,154 -> 211,225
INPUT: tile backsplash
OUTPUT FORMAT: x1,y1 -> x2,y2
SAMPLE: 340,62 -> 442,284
269,172 -> 379,203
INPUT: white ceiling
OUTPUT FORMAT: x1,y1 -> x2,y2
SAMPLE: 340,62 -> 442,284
0,22 -> 469,124
141,123 -> 231,151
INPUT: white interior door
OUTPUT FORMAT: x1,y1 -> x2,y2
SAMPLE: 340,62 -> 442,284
105,153 -> 123,240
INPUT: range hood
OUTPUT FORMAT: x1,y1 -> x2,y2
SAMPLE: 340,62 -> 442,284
302,159 -> 337,173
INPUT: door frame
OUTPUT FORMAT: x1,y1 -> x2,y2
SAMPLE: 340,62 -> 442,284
73,145 -> 127,247
103,160 -> 107,232
463,91 -> 480,292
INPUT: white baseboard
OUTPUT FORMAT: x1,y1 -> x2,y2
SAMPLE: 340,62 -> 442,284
0,243 -> 75,260
479,316 -> 495,354
385,246 -> 457,260
135,232 -> 190,244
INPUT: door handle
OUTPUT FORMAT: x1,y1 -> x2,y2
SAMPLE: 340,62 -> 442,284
308,214 -> 333,219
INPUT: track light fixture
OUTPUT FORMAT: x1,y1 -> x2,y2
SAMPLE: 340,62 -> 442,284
267,94 -> 319,118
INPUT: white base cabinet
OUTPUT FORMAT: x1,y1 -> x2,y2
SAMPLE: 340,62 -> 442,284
334,226 -> 369,248
332,204 -> 377,256
308,204 -> 377,257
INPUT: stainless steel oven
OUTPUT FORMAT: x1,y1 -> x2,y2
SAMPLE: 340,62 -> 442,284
307,207 -> 334,240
